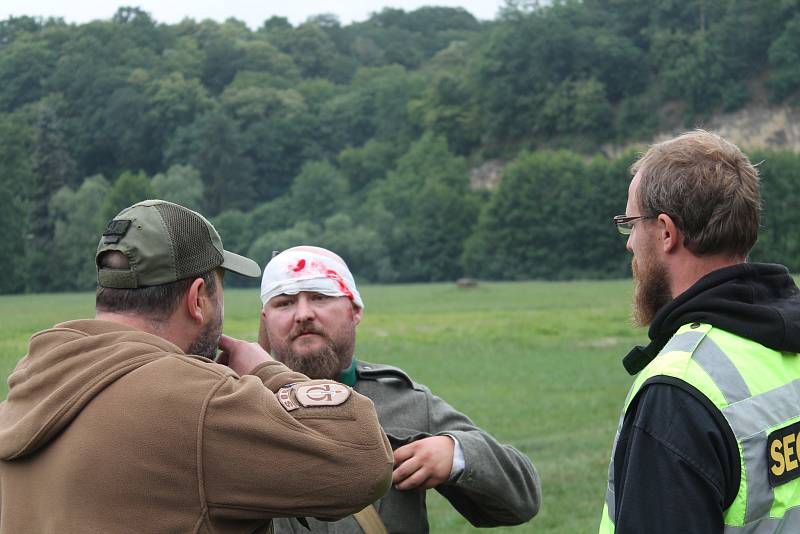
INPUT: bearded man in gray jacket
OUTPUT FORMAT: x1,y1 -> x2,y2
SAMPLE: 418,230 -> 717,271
260,246 -> 541,534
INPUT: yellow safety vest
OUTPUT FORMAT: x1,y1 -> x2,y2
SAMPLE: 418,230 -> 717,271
600,323 -> 800,532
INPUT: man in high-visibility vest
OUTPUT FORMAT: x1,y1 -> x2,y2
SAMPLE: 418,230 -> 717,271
600,130 -> 800,532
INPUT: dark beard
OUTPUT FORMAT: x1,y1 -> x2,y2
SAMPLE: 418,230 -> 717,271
188,308 -> 222,359
632,255 -> 672,327
272,328 -> 354,380
278,344 -> 346,380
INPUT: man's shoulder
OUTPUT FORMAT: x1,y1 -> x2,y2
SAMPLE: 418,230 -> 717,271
353,360 -> 441,442
355,360 -> 426,392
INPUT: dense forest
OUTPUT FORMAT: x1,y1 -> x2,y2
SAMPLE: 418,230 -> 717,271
2,0 -> 800,293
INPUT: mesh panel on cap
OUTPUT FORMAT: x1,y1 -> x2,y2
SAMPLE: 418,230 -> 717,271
155,202 -> 223,280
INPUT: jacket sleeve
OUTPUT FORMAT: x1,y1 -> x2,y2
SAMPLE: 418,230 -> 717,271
611,381 -> 739,534
424,387 -> 541,526
200,360 -> 394,521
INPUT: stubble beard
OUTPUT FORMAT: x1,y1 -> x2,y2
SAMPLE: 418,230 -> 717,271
271,324 -> 355,380
631,253 -> 673,327
188,304 -> 223,359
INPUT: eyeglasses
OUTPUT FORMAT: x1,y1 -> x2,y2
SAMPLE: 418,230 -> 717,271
612,214 -> 656,235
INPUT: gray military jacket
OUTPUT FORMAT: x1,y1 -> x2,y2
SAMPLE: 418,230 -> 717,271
273,360 -> 541,534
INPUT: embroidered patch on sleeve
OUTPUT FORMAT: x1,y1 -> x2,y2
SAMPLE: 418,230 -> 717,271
277,385 -> 301,412
294,383 -> 351,407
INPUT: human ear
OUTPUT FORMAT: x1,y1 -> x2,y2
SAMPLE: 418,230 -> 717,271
352,304 -> 364,326
658,213 -> 682,254
185,277 -> 206,325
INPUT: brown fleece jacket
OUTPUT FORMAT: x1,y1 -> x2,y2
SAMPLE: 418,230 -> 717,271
0,320 -> 393,533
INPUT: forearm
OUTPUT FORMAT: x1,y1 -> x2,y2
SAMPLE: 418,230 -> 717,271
425,390 -> 540,525
439,430 -> 540,526
203,374 -> 393,519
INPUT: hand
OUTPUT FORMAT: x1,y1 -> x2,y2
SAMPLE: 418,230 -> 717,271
392,436 -> 455,491
217,334 -> 274,376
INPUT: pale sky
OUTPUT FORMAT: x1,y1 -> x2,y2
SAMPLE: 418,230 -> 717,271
0,0 -> 505,28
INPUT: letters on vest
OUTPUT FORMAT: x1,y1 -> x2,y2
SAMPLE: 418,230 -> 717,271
768,420 -> 800,487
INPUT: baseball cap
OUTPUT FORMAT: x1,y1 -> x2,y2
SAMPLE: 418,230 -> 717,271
96,199 -> 261,288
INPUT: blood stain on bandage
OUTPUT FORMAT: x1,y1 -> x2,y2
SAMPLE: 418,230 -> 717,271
286,257 -> 354,301
291,259 -> 306,272
325,269 -> 354,300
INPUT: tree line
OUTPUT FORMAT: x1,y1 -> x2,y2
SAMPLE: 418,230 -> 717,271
1,0 -> 800,293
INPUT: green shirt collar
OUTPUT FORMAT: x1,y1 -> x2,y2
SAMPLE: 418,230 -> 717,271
337,358 -> 358,386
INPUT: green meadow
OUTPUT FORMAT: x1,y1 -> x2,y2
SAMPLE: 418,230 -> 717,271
0,280 -> 644,533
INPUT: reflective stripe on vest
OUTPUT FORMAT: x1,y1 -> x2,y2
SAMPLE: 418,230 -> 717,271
599,323 -> 800,533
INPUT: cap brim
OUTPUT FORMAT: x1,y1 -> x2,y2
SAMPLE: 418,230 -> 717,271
221,250 -> 262,278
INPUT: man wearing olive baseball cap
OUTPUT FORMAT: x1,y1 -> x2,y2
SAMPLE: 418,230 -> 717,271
0,200 -> 393,534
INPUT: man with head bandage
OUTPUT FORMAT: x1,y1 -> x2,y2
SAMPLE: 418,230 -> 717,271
262,246 -> 541,534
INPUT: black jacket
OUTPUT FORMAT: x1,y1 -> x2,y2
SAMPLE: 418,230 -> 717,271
612,263 -> 800,533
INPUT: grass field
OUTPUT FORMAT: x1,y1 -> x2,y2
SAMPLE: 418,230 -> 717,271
0,280 -> 644,533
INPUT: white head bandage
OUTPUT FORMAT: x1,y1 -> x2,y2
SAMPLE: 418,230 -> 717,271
260,248 -> 364,309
